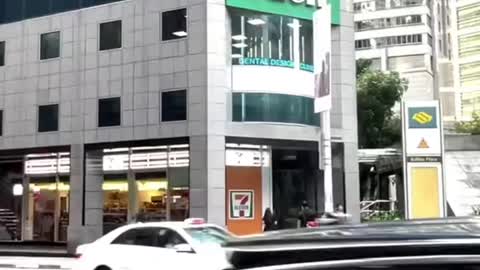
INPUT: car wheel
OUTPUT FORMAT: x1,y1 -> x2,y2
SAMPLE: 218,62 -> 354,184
95,266 -> 111,270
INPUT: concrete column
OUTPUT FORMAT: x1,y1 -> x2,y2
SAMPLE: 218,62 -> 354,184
67,144 -> 84,253
188,0 -> 229,226
83,149 -> 104,242
21,174 -> 32,241
331,0 -> 361,222
127,168 -> 137,223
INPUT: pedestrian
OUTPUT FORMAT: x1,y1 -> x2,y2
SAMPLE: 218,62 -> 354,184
298,200 -> 316,228
263,208 -> 274,232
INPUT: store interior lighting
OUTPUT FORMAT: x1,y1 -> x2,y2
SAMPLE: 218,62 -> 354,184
247,18 -> 265,26
172,31 -> 188,37
287,21 -> 302,28
13,184 -> 23,196
232,35 -> 247,41
233,43 -> 248,48
232,54 -> 243,58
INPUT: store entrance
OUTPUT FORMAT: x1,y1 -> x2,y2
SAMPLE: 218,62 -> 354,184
28,176 -> 69,242
272,149 -> 319,229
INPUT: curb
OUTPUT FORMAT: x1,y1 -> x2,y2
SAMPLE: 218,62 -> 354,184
0,264 -> 68,269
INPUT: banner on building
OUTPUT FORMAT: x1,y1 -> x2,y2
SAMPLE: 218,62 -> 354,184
229,190 -> 255,219
402,101 -> 445,219
313,2 -> 331,113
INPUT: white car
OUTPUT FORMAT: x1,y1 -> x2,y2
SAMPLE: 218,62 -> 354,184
74,218 -> 233,270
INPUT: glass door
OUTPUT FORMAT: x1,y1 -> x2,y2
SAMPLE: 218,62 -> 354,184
29,176 -> 69,242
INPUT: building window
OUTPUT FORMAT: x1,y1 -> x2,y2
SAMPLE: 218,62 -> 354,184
0,41 -> 4,66
355,39 -> 371,49
40,31 -> 60,60
99,97 -> 121,127
230,9 -> 313,71
162,90 -> 187,122
376,34 -> 422,48
355,15 -> 422,31
38,104 -> 59,132
233,93 -> 320,126
162,8 -> 187,41
100,20 -> 122,51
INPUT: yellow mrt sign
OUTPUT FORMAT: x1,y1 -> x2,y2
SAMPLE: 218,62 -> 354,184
412,112 -> 433,125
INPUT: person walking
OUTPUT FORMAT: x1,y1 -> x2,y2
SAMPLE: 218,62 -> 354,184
298,200 -> 316,228
263,208 -> 275,232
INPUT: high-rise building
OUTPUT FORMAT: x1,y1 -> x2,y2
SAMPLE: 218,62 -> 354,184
0,0 -> 358,251
451,0 -> 480,120
354,0 -> 451,105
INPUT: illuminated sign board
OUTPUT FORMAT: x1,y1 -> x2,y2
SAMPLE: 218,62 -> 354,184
226,0 -> 341,24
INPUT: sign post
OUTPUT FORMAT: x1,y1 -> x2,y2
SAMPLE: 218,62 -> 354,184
402,101 -> 446,219
313,1 -> 333,213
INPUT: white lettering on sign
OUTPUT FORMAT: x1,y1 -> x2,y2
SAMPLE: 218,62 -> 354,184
277,0 -> 323,8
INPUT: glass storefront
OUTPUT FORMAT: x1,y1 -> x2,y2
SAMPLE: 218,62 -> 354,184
230,9 -> 313,72
29,177 -> 69,242
102,145 -> 190,234
13,144 -> 190,242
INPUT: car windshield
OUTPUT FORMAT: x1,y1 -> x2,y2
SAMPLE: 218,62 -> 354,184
184,226 -> 230,245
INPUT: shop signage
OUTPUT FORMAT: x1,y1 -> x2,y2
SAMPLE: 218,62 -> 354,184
237,57 -> 313,72
226,0 -> 341,24
229,190 -> 254,219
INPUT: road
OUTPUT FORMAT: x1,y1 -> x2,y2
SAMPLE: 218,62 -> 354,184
0,257 -> 74,269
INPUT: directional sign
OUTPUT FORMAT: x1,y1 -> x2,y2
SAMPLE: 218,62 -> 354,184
402,100 -> 445,220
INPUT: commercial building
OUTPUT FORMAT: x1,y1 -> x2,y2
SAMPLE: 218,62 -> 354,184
0,0 -> 358,251
451,0 -> 480,120
353,0 -> 452,104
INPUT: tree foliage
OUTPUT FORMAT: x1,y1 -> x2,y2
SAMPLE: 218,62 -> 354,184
357,60 -> 408,149
455,113 -> 480,134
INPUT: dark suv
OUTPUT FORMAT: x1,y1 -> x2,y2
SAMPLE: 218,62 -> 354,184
224,217 -> 480,270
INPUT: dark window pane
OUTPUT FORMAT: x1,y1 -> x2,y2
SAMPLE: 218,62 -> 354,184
82,0 -> 122,7
25,0 -> 50,19
162,9 -> 187,41
38,104 -> 59,132
232,93 -> 319,126
232,93 -> 243,121
100,20 -> 122,51
0,41 -> 4,66
40,31 -> 60,60
0,0 -> 23,24
0,110 -> 3,136
162,90 -> 187,122
52,0 -> 80,13
99,97 -> 121,127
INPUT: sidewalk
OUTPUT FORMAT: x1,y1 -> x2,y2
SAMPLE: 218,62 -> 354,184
0,256 -> 74,269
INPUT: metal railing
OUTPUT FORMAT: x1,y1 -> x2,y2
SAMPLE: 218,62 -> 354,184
361,200 -> 398,221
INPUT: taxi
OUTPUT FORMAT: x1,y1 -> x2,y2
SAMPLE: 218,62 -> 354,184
74,218 -> 233,270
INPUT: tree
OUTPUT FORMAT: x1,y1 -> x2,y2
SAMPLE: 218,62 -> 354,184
455,113 -> 480,134
357,60 -> 408,149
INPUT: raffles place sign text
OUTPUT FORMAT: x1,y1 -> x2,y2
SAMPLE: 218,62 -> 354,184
226,0 -> 341,24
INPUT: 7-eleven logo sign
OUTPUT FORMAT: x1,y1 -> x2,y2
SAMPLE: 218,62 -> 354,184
230,190 -> 254,219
